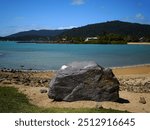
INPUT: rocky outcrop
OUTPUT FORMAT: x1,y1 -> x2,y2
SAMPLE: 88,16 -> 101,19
0,70 -> 51,87
118,76 -> 150,93
48,61 -> 120,102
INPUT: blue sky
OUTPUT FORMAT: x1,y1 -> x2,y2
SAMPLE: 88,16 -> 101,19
0,0 -> 150,36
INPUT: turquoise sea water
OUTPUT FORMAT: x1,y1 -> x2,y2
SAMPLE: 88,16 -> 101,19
0,41 -> 150,70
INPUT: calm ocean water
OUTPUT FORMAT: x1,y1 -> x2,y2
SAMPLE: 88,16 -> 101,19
0,41 -> 150,70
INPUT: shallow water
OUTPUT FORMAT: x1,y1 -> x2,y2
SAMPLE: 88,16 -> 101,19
0,41 -> 150,70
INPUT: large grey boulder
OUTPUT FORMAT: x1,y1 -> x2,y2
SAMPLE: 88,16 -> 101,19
48,61 -> 119,102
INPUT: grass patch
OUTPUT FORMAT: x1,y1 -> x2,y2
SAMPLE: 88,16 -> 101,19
0,86 -> 128,113
0,86 -> 39,113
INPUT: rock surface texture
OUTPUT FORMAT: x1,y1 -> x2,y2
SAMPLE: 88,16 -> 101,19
48,61 -> 120,102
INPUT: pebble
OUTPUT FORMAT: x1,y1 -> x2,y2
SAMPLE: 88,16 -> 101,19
139,97 -> 146,104
40,88 -> 48,93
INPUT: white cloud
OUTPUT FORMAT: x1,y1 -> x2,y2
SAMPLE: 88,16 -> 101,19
72,0 -> 85,5
58,26 -> 77,30
135,13 -> 145,20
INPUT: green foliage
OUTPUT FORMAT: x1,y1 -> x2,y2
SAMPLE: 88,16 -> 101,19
0,86 -> 128,113
60,21 -> 150,40
0,86 -> 37,113
84,34 -> 127,44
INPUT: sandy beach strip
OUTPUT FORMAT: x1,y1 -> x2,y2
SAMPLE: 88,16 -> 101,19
128,42 -> 150,45
112,64 -> 150,75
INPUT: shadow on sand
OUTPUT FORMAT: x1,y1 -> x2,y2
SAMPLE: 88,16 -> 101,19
116,98 -> 130,103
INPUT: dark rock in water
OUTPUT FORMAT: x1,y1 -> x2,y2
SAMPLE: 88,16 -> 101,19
48,61 -> 120,102
10,69 -> 16,73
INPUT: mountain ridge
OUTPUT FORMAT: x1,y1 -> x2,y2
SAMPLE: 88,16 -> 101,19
1,20 -> 150,42
59,20 -> 150,37
7,29 -> 67,37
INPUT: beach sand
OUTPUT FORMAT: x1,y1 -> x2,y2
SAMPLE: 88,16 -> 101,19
0,65 -> 150,113
128,42 -> 150,45
112,65 -> 150,75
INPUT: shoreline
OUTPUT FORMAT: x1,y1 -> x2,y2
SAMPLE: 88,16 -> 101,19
128,42 -> 150,45
1,41 -> 150,45
111,63 -> 150,69
1,63 -> 150,72
1,64 -> 150,88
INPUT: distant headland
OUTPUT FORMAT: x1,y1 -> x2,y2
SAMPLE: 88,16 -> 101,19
0,20 -> 150,44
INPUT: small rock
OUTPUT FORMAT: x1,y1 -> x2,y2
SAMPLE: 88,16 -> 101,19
139,97 -> 146,104
10,69 -> 16,73
2,80 -> 12,84
95,103 -> 103,109
40,88 -> 48,93
0,78 -> 5,82
38,80 -> 43,84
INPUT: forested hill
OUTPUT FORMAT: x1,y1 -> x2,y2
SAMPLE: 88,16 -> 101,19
60,20 -> 150,38
7,29 -> 66,37
1,20 -> 150,42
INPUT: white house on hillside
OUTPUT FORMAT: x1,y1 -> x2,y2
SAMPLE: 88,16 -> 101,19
85,37 -> 98,42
